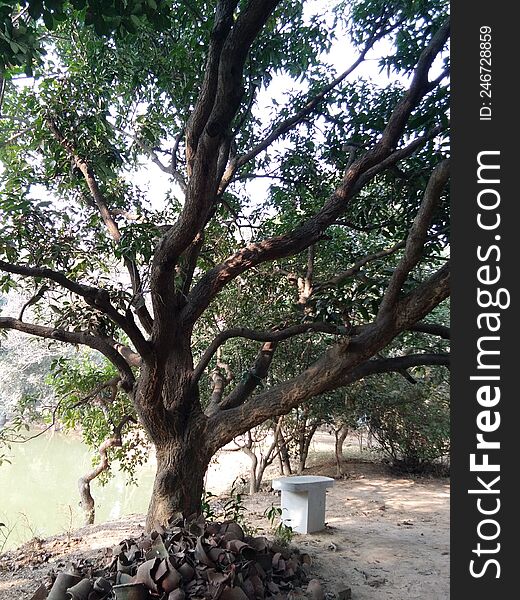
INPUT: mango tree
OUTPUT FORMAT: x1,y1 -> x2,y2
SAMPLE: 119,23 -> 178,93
0,0 -> 450,529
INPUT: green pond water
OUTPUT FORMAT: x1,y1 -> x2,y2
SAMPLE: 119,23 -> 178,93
0,430 -> 156,551
0,427 -> 252,552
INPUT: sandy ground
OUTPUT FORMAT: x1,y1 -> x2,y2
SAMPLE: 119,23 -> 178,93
0,436 -> 449,600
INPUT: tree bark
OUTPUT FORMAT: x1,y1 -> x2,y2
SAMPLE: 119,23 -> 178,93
277,431 -> 292,475
334,423 -> 349,477
78,414 -> 134,525
134,341 -> 213,531
297,420 -> 318,475
146,437 -> 211,531
242,422 -> 282,493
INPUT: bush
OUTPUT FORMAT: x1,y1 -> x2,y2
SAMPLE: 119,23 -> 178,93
347,372 -> 449,475
368,380 -> 449,474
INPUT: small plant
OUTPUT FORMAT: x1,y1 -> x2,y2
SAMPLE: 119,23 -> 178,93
201,478 -> 251,528
221,478 -> 247,524
201,490 -> 217,521
58,504 -> 77,544
0,520 -> 16,554
264,504 -> 293,545
18,511 -> 39,542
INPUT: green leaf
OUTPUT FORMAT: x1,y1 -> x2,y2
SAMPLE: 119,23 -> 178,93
28,1 -> 44,19
42,11 -> 55,31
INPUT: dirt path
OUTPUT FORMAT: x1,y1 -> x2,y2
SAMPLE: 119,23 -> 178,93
0,460 -> 449,600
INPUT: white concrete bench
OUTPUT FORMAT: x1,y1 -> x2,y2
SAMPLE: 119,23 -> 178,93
271,475 -> 334,534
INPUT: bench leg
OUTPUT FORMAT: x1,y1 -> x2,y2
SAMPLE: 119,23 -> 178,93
280,488 -> 327,534
307,487 -> 327,533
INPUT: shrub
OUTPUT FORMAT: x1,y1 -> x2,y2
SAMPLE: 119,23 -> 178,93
367,379 -> 450,474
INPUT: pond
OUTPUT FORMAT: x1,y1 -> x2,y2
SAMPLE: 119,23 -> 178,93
0,429 -> 156,551
0,429 -> 252,552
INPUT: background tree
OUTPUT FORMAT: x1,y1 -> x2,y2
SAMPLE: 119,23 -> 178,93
0,0 -> 450,529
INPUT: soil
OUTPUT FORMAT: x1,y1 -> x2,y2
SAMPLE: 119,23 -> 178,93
0,458 -> 449,600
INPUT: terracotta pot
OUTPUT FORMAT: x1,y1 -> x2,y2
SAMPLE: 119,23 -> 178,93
47,573 -> 82,600
65,578 -> 93,600
112,583 -> 151,600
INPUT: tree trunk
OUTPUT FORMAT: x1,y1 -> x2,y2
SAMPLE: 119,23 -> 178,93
276,448 -> 285,475
277,431 -> 292,475
146,437 -> 211,531
334,423 -> 349,477
298,422 -> 318,474
242,425 -> 280,494
135,346 -> 213,531
242,443 -> 259,495
78,478 -> 96,526
78,416 -> 133,525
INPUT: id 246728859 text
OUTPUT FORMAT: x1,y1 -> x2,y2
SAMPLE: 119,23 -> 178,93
479,26 -> 492,121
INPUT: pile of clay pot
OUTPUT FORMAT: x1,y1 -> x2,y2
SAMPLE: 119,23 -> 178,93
29,518 -> 321,600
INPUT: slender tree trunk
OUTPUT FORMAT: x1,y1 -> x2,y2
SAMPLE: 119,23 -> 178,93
298,422 -> 318,474
276,446 -> 285,475
78,416 -> 133,525
277,430 -> 292,475
296,413 -> 308,475
242,441 -> 259,495
334,423 -> 349,477
242,423 -> 282,493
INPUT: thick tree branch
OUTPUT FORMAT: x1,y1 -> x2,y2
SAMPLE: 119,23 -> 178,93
184,127 -> 444,324
186,0 -> 240,173
218,341 -> 277,412
378,159 -> 450,316
340,353 -> 450,383
0,317 -> 135,390
183,22 -> 449,324
349,123 -> 445,193
151,1 -> 282,311
0,259 -> 150,360
364,20 -> 449,157
409,322 -> 450,339
193,322 -> 348,384
205,262 -> 449,450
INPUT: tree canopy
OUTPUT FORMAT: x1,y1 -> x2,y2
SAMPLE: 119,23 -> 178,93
0,0 -> 450,528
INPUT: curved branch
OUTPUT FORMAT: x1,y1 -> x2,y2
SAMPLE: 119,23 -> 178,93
151,1 -> 282,306
183,19 -> 450,324
184,127 -> 445,324
186,0 -> 240,172
17,284 -> 49,321
314,240 -> 406,291
46,118 -> 154,335
114,124 -> 187,192
78,414 -> 136,525
215,341 -> 277,413
204,262 -> 449,450
341,353 -> 450,383
0,260 -> 151,360
218,26 -> 391,195
193,322 -> 348,384
378,159 -> 450,316
0,317 -> 135,390
409,322 -> 450,339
